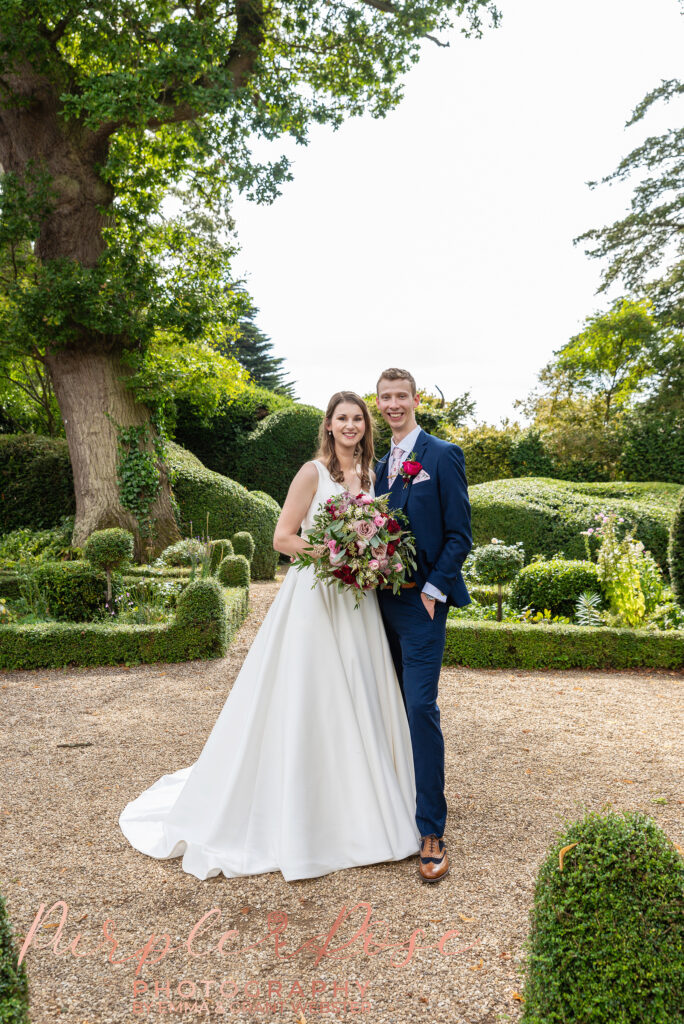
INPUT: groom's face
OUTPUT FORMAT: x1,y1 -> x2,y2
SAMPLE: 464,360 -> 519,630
376,377 -> 419,438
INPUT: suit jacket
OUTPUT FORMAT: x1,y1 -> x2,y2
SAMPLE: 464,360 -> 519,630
375,429 -> 472,608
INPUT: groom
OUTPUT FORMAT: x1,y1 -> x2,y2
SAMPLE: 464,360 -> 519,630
375,368 -> 472,882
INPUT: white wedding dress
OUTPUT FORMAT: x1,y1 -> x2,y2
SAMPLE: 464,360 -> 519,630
118,460 -> 420,881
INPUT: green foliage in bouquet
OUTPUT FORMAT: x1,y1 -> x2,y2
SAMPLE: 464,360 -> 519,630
0,888 -> 29,1023
84,528 -> 135,603
510,559 -> 603,619
470,539 -> 524,621
231,532 -> 255,564
217,554 -> 250,589
295,492 -> 416,608
522,809 -> 684,1024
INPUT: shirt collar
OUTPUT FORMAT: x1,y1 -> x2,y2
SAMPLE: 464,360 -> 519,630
391,425 -> 422,455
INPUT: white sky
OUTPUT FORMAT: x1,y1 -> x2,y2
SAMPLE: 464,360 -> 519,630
231,0 -> 684,424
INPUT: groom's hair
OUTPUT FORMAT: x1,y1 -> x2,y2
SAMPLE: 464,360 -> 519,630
376,368 -> 417,396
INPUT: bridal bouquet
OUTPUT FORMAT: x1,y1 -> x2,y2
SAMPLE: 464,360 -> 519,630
293,491 -> 417,606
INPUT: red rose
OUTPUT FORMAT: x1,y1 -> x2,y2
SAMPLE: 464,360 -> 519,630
387,541 -> 397,555
386,518 -> 401,535
402,459 -> 422,477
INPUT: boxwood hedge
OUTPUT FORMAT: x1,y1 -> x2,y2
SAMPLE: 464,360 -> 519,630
443,619 -> 684,670
166,442 -> 279,579
469,478 -> 681,567
0,580 -> 249,671
0,435 -> 280,580
232,404 -> 323,504
522,810 -> 684,1024
510,559 -> 604,617
0,888 -> 29,1024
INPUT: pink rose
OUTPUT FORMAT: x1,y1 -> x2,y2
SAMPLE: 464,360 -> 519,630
373,514 -> 384,526
368,559 -> 380,570
351,520 -> 378,539
327,539 -> 341,554
359,494 -> 374,505
394,562 -> 404,572
374,542 -> 387,558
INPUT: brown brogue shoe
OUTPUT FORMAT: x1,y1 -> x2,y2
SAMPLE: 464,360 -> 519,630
418,834 -> 449,882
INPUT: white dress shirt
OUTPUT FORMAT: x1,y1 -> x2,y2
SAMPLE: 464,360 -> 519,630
386,426 -> 446,604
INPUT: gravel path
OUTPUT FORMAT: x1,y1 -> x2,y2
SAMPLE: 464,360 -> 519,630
1,570 -> 682,1024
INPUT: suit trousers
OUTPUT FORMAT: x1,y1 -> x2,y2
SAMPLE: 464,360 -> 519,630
377,587 -> 449,837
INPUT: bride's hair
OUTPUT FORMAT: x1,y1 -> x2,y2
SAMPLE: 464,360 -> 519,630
315,392 -> 375,491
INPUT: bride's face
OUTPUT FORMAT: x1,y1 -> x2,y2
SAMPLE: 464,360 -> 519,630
327,401 -> 366,451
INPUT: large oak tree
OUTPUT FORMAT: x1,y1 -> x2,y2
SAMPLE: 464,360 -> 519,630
0,0 -> 498,557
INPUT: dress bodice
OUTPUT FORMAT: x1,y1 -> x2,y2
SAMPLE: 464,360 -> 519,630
301,460 -> 375,536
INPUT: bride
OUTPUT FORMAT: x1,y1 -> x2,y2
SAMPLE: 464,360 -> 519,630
118,391 -> 420,881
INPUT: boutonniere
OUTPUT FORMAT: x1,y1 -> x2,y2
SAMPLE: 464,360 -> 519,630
400,451 -> 423,488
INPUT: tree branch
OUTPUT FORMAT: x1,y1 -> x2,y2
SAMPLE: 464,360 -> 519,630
359,0 -> 450,45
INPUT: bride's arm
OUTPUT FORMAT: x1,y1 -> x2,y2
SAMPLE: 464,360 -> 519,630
272,463 -> 323,558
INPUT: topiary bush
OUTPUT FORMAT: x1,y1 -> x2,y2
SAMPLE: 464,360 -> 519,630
209,538 -> 234,572
510,559 -> 603,618
167,441 -> 279,580
84,528 -> 134,602
669,487 -> 684,606
470,478 -> 680,567
231,531 -> 255,563
471,540 -> 524,620
174,577 -> 227,654
217,554 -> 250,588
0,434 -> 75,533
0,888 -> 30,1023
33,560 -> 120,621
522,809 -> 684,1024
232,404 -> 322,504
156,537 -> 206,567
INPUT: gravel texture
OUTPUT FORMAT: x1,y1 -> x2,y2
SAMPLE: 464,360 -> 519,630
1,568 -> 682,1024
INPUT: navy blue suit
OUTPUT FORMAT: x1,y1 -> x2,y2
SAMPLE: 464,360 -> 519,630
376,429 -> 472,837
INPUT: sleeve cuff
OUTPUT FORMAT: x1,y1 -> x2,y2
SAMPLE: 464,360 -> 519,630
422,582 -> 447,603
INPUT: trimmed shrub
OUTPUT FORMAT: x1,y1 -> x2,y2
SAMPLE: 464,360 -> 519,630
173,385 -> 290,478
471,541 -> 524,620
217,554 -> 250,588
0,583 -> 248,670
470,478 -> 680,567
522,810 -> 684,1024
209,539 -> 233,572
231,531 -> 255,563
669,488 -> 684,605
0,888 -> 29,1023
509,429 -> 556,478
156,537 -> 206,567
510,559 -> 603,617
167,441 -> 279,580
0,434 -> 74,532
174,577 -> 227,656
232,404 -> 322,504
32,561 -> 119,621
443,619 -> 684,670
84,528 -> 134,601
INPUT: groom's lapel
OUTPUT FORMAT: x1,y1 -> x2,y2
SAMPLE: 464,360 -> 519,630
393,429 -> 430,512
375,452 -> 390,494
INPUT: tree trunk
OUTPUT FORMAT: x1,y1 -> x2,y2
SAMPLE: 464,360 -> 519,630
44,345 -> 180,562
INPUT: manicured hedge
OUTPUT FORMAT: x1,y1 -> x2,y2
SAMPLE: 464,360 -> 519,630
510,559 -> 603,617
619,409 -> 684,484
0,581 -> 249,670
522,810 -> 684,1024
232,404 -> 323,504
669,487 -> 684,605
0,434 -> 74,532
0,434 -> 280,580
443,619 -> 684,670
167,442 -> 279,580
0,887 -> 29,1023
469,478 -> 681,567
